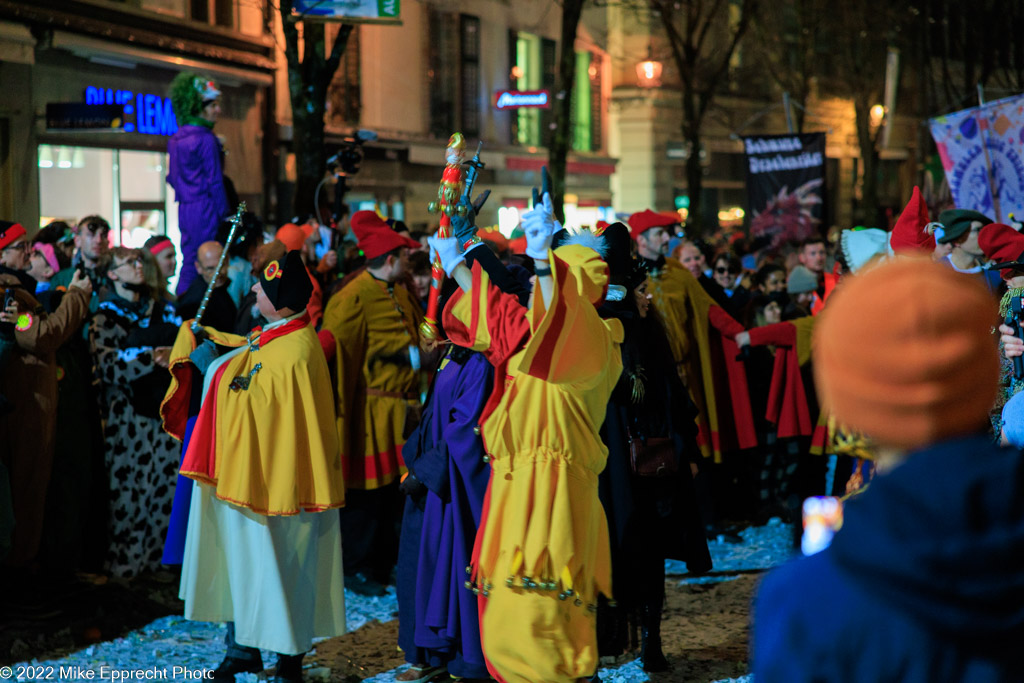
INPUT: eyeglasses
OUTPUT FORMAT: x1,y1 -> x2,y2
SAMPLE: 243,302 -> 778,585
715,266 -> 739,275
113,258 -> 143,270
2,241 -> 30,253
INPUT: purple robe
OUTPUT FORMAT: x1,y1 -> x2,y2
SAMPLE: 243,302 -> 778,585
399,349 -> 492,679
166,124 -> 228,296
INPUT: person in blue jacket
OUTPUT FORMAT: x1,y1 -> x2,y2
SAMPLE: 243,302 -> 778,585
753,257 -> 1024,683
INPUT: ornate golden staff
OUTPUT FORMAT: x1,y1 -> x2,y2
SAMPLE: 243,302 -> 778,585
191,202 -> 245,334
421,133 -> 466,340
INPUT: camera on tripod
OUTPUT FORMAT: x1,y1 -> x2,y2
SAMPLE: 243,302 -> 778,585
327,129 -> 378,176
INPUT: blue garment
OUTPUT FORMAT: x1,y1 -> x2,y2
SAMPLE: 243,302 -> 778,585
162,414 -> 197,565
226,255 -> 256,310
396,349 -> 492,679
314,226 -> 333,261
397,493 -> 445,670
940,254 -> 1003,295
753,435 -> 1024,683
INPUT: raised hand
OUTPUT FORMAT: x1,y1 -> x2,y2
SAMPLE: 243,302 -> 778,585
451,190 -> 493,245
523,191 -> 560,260
428,234 -> 466,277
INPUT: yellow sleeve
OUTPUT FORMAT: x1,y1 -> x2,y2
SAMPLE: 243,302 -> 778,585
793,316 -> 817,366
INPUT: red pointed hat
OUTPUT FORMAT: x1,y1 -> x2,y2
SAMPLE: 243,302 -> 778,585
978,222 -> 1024,280
889,187 -> 935,254
351,211 -> 421,260
627,209 -> 675,240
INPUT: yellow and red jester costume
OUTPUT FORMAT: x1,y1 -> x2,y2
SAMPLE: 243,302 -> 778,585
646,258 -> 757,462
445,244 -> 623,683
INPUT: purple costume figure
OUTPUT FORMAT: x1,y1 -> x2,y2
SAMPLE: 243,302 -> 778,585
166,72 -> 228,296
397,345 -> 493,681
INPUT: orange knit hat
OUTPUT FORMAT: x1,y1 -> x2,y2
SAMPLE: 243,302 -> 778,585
813,256 -> 999,449
275,223 -> 307,252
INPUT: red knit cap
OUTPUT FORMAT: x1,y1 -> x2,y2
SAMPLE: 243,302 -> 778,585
351,211 -> 420,260
889,186 -> 935,254
814,257 -> 998,450
0,221 -> 26,250
627,209 -> 675,240
978,222 -> 1024,280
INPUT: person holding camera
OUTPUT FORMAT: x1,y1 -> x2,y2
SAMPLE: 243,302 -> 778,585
0,220 -> 92,571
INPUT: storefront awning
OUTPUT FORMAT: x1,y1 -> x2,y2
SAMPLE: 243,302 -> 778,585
51,31 -> 273,87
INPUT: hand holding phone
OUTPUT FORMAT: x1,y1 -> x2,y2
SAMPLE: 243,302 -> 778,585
801,496 -> 843,556
0,289 -> 17,340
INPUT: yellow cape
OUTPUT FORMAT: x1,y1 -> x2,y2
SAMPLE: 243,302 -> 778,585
162,317 -> 344,515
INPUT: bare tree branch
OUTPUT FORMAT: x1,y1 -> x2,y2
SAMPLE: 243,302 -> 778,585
693,0 -> 726,56
324,23 -> 354,85
697,0 -> 756,122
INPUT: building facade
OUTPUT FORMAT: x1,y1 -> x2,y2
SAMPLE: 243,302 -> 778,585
0,0 -> 272,269
270,0 -> 617,233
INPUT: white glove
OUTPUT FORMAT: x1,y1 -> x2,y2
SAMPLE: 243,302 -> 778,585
427,234 -> 465,276
522,192 -> 562,260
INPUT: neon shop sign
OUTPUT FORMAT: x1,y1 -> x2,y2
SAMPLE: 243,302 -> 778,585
84,86 -> 179,136
493,90 -> 550,110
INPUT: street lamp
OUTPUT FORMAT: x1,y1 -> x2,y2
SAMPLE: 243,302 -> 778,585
869,103 -> 887,130
636,46 -> 662,88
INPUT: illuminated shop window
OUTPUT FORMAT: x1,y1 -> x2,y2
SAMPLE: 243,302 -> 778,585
515,33 -> 542,147
510,37 -> 602,152
38,144 -> 180,288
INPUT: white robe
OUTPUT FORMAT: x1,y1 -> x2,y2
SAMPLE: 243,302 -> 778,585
178,314 -> 346,654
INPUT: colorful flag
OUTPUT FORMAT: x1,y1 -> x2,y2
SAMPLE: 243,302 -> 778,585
929,95 -> 1024,223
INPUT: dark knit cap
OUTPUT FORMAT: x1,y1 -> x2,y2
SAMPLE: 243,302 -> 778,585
936,208 -> 993,244
259,249 -> 313,312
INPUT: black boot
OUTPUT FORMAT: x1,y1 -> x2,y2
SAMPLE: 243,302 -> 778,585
213,623 -> 263,683
640,601 -> 669,672
271,653 -> 304,683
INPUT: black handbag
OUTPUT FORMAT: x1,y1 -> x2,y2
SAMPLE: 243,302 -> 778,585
628,430 -> 678,477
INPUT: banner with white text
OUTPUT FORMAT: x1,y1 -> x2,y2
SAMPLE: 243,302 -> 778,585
743,133 -> 826,250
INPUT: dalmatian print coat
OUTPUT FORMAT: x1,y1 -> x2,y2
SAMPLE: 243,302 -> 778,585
90,294 -> 182,578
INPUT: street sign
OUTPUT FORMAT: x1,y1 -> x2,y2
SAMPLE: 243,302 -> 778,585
292,0 -> 401,24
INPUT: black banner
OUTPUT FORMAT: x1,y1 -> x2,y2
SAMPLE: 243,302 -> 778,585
743,133 -> 826,250
46,103 -> 124,132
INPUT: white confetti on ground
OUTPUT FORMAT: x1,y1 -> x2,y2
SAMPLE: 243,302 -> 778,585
11,587 -> 398,682
668,518 -> 795,583
344,585 -> 399,632
12,523 -> 786,683
598,658 -> 650,682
